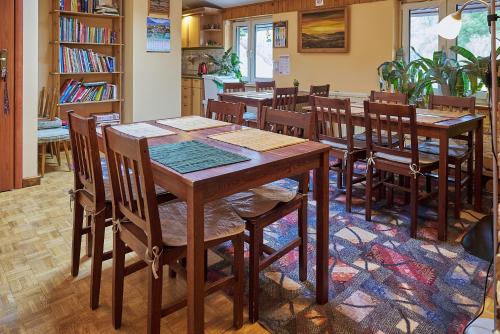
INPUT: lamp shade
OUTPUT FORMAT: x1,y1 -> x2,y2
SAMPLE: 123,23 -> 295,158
438,12 -> 462,39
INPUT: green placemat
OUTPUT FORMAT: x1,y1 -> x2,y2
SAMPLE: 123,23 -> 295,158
149,140 -> 250,174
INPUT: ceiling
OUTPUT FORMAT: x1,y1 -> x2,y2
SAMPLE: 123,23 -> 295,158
182,0 -> 270,9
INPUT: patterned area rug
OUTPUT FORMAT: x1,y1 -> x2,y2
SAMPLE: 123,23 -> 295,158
212,167 -> 490,334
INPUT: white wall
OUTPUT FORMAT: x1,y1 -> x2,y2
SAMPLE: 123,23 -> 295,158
23,0 -> 38,179
124,0 -> 182,123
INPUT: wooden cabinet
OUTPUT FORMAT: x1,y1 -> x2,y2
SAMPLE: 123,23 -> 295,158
181,15 -> 200,48
182,78 -> 204,117
182,7 -> 223,49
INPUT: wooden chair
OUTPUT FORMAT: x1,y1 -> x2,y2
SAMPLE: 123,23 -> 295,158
102,126 -> 245,334
364,101 -> 440,237
310,84 -> 330,98
370,90 -> 408,104
420,94 -> 476,218
206,99 -> 245,125
313,96 -> 366,212
255,80 -> 275,92
67,112 -> 172,310
227,107 -> 311,323
272,86 -> 298,111
223,82 -> 245,93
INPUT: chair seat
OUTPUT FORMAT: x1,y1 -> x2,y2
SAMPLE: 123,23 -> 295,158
38,117 -> 62,130
225,184 -> 297,219
374,151 -> 439,165
354,131 -> 400,146
158,199 -> 245,247
38,127 -> 70,144
320,139 -> 366,150
417,140 -> 469,159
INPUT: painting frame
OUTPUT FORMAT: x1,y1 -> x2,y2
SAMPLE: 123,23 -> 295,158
149,0 -> 169,15
146,17 -> 171,53
273,21 -> 288,48
298,7 -> 350,53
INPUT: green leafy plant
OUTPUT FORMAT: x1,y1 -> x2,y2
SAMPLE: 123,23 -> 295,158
206,48 -> 244,90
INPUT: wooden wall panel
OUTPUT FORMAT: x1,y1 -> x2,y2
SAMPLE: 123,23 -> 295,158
222,0 -> 387,20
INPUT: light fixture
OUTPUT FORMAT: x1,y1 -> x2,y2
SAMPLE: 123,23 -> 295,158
437,0 -> 498,332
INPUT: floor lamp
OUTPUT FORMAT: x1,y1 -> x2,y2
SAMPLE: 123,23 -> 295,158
438,1 -> 498,332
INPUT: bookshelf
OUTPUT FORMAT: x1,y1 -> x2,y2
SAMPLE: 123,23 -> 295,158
50,0 -> 123,121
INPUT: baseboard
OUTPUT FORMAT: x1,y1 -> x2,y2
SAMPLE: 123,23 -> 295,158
22,176 -> 41,188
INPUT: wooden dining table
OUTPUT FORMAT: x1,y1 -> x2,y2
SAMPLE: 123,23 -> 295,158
304,104 -> 485,241
97,119 -> 331,333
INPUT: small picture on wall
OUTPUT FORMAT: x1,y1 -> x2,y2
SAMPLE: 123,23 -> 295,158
298,8 -> 349,53
149,0 -> 169,15
146,17 -> 171,53
273,21 -> 288,48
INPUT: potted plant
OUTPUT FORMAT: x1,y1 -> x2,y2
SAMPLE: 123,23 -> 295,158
206,48 -> 244,90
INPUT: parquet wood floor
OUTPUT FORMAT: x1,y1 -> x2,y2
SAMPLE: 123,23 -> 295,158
0,161 -> 269,334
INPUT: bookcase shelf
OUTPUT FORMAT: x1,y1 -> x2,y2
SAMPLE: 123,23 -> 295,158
51,0 -> 123,121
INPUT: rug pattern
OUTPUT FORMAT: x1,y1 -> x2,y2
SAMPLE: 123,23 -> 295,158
212,168 -> 489,334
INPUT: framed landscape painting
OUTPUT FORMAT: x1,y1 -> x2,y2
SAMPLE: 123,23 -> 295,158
149,0 -> 169,15
298,8 -> 349,53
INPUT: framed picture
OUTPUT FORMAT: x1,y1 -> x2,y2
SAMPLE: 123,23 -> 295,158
273,21 -> 288,48
298,7 -> 349,53
149,0 -> 169,15
146,17 -> 171,53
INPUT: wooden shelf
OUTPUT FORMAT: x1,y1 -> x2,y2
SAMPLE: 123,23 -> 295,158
182,46 -> 224,50
52,10 -> 123,19
59,99 -> 123,107
50,71 -> 123,76
51,41 -> 123,46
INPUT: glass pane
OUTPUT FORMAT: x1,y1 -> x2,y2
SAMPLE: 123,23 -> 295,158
409,7 -> 439,60
254,23 -> 273,79
457,3 -> 500,58
236,26 -> 249,79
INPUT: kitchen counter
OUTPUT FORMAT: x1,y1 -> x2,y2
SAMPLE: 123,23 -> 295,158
182,74 -> 203,80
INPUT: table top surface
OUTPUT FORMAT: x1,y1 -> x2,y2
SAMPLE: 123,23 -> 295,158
219,90 -> 310,101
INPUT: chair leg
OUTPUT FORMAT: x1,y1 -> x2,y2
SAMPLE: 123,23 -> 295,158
90,212 -> 106,310
204,249 -> 208,282
365,164 -> 373,222
147,253 -> 163,334
467,155 -> 474,204
337,162 -> 343,189
86,215 -> 93,257
298,198 -> 308,282
387,173 -> 394,208
248,225 -> 262,323
410,176 -> 419,238
425,176 -> 432,193
345,157 -> 354,213
232,234 -> 244,329
454,164 -> 462,219
54,142 -> 62,166
112,233 -> 126,329
40,143 -> 47,177
63,141 -> 72,171
71,201 -> 84,277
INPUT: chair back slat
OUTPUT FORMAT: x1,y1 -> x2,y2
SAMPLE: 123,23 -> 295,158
260,107 -> 314,140
206,100 -> 245,125
255,81 -> 275,92
370,90 -> 408,105
313,96 -> 355,150
102,126 -> 162,248
364,101 -> 418,164
68,112 -> 105,205
223,82 -> 245,93
272,87 -> 298,111
310,84 -> 330,98
428,94 -> 476,113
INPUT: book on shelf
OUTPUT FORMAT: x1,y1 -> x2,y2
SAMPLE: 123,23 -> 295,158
60,79 -> 118,104
94,112 -> 120,123
59,0 -> 120,15
59,17 -> 117,44
59,46 -> 116,73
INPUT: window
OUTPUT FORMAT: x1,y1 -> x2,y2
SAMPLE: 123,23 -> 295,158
233,17 -> 273,82
408,7 -> 440,60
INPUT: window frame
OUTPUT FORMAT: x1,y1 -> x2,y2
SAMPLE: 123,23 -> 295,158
232,16 -> 273,83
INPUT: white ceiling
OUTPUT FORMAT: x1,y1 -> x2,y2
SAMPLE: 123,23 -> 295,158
182,0 -> 270,9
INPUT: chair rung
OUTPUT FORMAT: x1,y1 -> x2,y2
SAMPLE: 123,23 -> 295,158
259,237 -> 301,271
124,260 -> 148,276
102,250 -> 113,261
81,226 -> 91,235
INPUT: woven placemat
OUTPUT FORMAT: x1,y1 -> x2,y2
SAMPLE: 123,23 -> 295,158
417,108 -> 467,119
157,116 -> 231,131
112,123 -> 176,138
149,140 -> 250,174
208,128 -> 307,152
416,114 -> 452,124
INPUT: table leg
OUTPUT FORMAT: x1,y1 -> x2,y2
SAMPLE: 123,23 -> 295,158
438,131 -> 449,241
187,190 -> 205,334
474,119 -> 483,212
315,151 -> 329,304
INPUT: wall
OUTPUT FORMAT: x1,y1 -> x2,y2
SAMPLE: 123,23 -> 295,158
23,0 -> 38,179
273,0 -> 398,93
124,0 -> 182,123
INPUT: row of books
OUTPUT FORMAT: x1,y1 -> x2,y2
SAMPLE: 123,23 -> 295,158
94,112 -> 120,124
59,0 -> 95,13
60,17 -> 117,44
60,80 -> 118,104
60,46 -> 116,73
